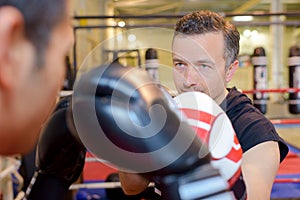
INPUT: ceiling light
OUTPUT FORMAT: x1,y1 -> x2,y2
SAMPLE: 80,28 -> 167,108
118,21 -> 126,27
128,34 -> 136,42
243,29 -> 251,37
232,16 -> 253,22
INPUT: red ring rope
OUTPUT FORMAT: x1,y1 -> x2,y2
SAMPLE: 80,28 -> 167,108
274,178 -> 300,183
271,119 -> 300,125
242,88 -> 300,94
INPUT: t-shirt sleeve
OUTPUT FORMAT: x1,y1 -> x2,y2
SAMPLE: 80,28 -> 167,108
232,107 -> 289,162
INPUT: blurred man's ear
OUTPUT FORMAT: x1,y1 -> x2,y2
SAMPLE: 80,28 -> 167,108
0,6 -> 25,91
225,60 -> 239,82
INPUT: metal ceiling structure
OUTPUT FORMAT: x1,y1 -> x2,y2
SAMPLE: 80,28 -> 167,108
100,0 -> 300,28
110,0 -> 300,15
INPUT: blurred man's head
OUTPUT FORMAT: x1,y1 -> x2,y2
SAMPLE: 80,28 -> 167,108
0,0 -> 74,154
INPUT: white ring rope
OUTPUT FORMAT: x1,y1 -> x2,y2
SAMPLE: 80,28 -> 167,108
0,157 -> 21,180
70,182 -> 155,190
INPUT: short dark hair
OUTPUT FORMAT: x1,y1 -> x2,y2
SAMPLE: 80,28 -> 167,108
0,0 -> 67,66
174,10 -> 240,68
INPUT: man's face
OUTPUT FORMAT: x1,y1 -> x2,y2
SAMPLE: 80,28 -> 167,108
6,0 -> 74,154
172,32 -> 228,104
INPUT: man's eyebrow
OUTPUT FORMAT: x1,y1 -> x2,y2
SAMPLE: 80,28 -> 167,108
195,59 -> 215,65
172,57 -> 215,66
172,53 -> 189,61
172,58 -> 184,62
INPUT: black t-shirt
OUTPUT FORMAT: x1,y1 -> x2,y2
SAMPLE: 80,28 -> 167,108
220,87 -> 289,162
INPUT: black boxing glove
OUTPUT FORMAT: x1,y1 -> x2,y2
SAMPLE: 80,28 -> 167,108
71,61 -> 233,199
25,97 -> 86,200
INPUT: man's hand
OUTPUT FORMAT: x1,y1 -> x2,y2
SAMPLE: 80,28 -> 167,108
119,171 -> 150,195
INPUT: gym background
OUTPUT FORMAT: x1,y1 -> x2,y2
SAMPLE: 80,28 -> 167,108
71,0 -> 300,118
1,0 -> 300,200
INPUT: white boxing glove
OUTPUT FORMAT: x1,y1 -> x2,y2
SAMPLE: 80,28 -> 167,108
174,91 -> 242,187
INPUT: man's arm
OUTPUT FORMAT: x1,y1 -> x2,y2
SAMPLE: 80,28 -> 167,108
119,171 -> 150,195
241,141 -> 280,200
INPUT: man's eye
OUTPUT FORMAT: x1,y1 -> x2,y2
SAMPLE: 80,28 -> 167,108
197,64 -> 210,70
174,63 -> 185,70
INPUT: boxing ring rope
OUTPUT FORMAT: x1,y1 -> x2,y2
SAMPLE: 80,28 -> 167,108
0,156 -> 25,200
241,87 -> 300,124
59,87 -> 300,124
0,161 -> 20,180
242,88 -> 300,94
69,149 -> 300,192
69,155 -> 154,191
59,90 -> 73,97
271,118 -> 300,125
70,182 -> 121,190
274,178 -> 300,183
60,88 -> 300,95
60,87 -> 300,98
70,182 -> 155,190
69,178 -> 300,191
59,87 -> 300,126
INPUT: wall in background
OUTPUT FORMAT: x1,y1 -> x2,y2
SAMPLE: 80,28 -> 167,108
71,1 -> 300,97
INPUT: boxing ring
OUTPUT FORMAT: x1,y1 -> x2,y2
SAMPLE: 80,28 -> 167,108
71,88 -> 300,200
72,124 -> 300,200
272,145 -> 300,199
271,123 -> 300,199
73,141 -> 300,200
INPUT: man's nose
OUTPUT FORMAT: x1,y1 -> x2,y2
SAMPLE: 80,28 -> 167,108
184,66 -> 198,86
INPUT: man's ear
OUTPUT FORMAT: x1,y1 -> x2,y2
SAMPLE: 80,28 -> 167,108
0,6 -> 25,91
225,60 -> 239,82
